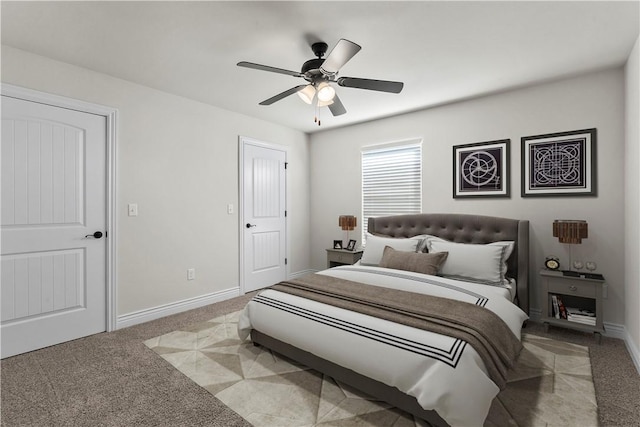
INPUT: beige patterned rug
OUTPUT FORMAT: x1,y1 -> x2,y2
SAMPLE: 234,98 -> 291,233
144,310 -> 598,426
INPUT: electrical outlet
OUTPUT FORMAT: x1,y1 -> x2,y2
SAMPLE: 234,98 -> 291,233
187,268 -> 195,280
227,204 -> 234,214
128,203 -> 138,217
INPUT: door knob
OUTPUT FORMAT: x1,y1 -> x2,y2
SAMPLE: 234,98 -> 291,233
85,231 -> 104,239
246,223 -> 256,228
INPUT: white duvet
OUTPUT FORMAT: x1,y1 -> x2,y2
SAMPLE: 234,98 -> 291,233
238,265 -> 528,426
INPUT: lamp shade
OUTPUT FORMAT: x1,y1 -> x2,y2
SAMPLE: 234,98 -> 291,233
338,215 -> 357,231
553,220 -> 588,244
317,98 -> 334,107
316,82 -> 336,102
297,85 -> 316,104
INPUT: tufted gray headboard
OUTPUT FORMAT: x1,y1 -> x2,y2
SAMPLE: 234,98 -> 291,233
368,213 -> 529,315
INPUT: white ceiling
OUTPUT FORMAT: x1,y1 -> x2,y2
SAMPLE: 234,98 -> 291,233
2,1 -> 638,134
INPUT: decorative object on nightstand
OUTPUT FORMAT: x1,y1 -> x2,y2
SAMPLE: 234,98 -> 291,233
540,269 -> 605,343
326,248 -> 363,268
338,215 -> 357,247
544,256 -> 560,270
552,219 -> 588,275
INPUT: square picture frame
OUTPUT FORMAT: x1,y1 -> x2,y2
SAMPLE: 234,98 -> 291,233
521,128 -> 596,197
346,239 -> 357,251
333,240 -> 343,250
453,139 -> 510,198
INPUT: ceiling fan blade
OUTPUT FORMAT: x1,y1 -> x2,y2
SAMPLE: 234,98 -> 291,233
320,39 -> 361,75
337,77 -> 404,94
237,61 -> 303,78
328,94 -> 347,116
259,85 -> 308,105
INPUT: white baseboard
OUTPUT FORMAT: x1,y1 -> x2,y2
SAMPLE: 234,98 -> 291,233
288,269 -> 319,279
116,286 -> 240,329
603,321 -> 625,339
528,308 -> 542,322
623,329 -> 640,375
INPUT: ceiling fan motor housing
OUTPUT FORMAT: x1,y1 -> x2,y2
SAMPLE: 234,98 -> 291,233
311,42 -> 328,58
301,58 -> 325,76
301,42 -> 331,79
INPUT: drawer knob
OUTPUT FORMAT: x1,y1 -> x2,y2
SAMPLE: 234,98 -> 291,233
569,285 -> 578,291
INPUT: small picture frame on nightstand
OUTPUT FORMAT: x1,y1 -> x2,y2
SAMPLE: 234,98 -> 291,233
333,240 -> 343,249
346,239 -> 357,251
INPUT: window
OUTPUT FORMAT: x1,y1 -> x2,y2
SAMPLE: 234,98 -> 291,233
361,140 -> 422,241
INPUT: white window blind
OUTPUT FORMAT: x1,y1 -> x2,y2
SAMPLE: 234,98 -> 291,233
362,140 -> 422,240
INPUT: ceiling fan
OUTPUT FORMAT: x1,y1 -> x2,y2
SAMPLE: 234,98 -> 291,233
237,39 -> 403,124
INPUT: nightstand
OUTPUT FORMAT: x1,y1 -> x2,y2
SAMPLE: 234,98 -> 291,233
326,248 -> 363,268
539,269 -> 605,343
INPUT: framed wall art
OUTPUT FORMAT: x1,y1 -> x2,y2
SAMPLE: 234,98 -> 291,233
453,139 -> 510,198
521,128 -> 596,197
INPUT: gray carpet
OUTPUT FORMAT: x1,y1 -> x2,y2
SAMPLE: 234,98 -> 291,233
1,293 -> 638,426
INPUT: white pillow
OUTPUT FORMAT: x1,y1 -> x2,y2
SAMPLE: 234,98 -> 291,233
360,233 -> 425,266
424,236 -> 514,285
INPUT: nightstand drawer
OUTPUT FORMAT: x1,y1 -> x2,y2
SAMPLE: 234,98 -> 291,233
326,249 -> 363,268
328,252 -> 348,263
548,279 -> 596,298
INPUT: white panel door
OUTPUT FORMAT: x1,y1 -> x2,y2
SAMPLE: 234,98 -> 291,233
242,141 -> 286,293
1,95 -> 107,358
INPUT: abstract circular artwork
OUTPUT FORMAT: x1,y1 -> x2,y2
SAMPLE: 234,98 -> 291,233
453,139 -> 510,198
521,128 -> 596,197
461,150 -> 499,187
531,141 -> 584,188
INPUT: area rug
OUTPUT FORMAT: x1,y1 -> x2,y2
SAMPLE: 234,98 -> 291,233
144,310 -> 598,426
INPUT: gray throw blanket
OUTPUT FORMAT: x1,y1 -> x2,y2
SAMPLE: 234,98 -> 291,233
272,273 -> 523,390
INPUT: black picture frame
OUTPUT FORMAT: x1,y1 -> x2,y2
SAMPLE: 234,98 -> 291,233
521,128 -> 597,197
453,139 -> 510,198
333,240 -> 343,250
346,239 -> 357,251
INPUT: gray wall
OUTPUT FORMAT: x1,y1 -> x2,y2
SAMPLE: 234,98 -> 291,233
1,45 -> 311,317
310,68 -> 626,326
624,36 -> 640,366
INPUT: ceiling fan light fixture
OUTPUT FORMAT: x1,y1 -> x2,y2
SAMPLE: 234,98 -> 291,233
317,98 -> 334,107
297,85 -> 316,104
316,81 -> 336,102
239,38 -> 404,121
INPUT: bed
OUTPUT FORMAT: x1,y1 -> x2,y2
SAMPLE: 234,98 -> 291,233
238,213 -> 530,426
